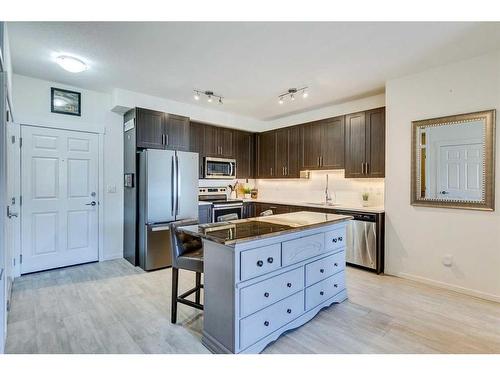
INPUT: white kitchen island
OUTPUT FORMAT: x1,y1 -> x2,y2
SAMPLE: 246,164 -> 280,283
180,211 -> 352,354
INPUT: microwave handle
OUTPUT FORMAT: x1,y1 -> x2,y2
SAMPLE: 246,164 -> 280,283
229,161 -> 234,177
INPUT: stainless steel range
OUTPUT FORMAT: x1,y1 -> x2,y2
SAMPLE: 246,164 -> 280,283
198,187 -> 243,222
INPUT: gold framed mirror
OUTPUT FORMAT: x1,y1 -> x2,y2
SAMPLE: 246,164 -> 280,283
411,109 -> 496,211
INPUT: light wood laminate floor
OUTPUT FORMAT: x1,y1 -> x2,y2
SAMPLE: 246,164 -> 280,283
5,259 -> 500,354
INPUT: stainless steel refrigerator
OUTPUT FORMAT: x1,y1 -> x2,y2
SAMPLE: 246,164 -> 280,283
137,149 -> 198,271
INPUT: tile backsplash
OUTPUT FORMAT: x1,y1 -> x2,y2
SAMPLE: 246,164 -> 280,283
251,170 -> 384,206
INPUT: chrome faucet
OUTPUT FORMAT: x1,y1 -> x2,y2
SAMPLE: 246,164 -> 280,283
325,174 -> 332,204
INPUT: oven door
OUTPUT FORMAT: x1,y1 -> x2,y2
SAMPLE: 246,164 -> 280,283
212,204 -> 243,223
204,157 -> 236,179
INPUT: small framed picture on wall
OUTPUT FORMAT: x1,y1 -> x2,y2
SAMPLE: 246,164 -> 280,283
51,87 -> 81,116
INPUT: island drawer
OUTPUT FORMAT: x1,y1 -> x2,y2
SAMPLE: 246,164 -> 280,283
239,290 -> 304,350
239,267 -> 304,318
281,233 -> 325,267
305,271 -> 345,310
240,243 -> 281,281
324,227 -> 346,251
305,251 -> 345,287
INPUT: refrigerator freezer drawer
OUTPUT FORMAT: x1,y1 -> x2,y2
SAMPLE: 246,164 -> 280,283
142,224 -> 172,271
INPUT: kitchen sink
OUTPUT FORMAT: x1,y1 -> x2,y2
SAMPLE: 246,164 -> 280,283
304,202 -> 341,207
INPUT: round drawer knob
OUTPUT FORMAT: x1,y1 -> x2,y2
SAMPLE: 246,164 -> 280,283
287,309 -> 292,314
320,291 -> 324,296
338,237 -> 343,241
332,238 -> 337,243
334,284 -> 338,288
334,263 -> 338,267
320,268 -> 324,273
267,257 -> 274,264
286,282 -> 292,288
264,292 -> 270,298
264,321 -> 270,326
256,260 -> 263,267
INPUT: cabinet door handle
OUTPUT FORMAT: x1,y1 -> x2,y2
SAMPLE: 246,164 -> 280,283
264,321 -> 270,327
282,166 -> 285,175
334,263 -> 338,267
361,162 -> 364,174
264,292 -> 270,298
334,284 -> 338,288
320,156 -> 323,167
320,268 -> 325,273
286,308 -> 292,314
166,134 -> 169,146
366,162 -> 369,175
270,167 -> 273,176
320,291 -> 324,296
267,257 -> 274,264
285,166 -> 288,175
286,282 -> 292,288
318,157 -> 320,167
256,260 -> 263,267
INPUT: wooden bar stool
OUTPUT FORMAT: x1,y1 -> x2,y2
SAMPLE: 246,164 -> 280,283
170,219 -> 204,324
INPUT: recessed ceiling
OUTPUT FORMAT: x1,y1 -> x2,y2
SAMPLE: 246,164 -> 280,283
8,22 -> 500,120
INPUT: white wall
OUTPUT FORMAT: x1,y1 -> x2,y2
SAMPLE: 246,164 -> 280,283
12,74 -> 124,261
385,51 -> 500,302
255,170 -> 384,207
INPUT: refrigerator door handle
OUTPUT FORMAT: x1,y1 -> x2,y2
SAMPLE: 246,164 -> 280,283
171,155 -> 175,216
176,153 -> 181,215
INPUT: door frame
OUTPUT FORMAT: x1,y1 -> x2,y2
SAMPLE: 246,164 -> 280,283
19,123 -> 105,273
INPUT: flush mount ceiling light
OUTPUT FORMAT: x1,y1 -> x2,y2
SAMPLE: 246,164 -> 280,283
193,90 -> 223,105
278,87 -> 308,104
55,55 -> 88,73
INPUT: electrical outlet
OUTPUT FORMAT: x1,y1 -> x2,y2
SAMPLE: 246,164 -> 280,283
442,254 -> 453,267
107,184 -> 117,193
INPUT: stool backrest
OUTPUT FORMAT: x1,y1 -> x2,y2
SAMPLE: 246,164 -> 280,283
217,213 -> 239,222
170,219 -> 200,268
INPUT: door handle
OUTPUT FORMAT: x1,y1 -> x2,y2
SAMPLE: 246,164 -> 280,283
85,201 -> 97,206
7,206 -> 18,218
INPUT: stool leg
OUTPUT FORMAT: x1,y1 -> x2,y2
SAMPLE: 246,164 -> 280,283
195,272 -> 201,304
171,267 -> 179,324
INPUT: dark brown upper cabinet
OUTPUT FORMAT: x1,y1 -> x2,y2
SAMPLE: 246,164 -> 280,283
300,116 -> 344,170
136,108 -> 165,149
256,131 -> 276,178
135,107 -> 190,151
235,130 -> 254,179
256,127 -> 299,179
204,125 -> 234,158
165,114 -> 190,151
345,107 -> 385,178
189,121 -> 206,178
275,126 -> 300,178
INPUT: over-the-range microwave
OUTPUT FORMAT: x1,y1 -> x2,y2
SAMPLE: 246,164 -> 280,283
204,157 -> 236,179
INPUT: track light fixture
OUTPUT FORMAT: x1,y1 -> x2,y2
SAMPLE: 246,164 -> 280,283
193,90 -> 223,105
278,87 -> 308,104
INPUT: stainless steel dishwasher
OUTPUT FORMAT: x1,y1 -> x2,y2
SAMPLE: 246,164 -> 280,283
333,210 -> 381,272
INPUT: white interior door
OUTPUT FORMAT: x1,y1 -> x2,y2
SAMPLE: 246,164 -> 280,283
438,142 -> 483,200
21,126 -> 99,274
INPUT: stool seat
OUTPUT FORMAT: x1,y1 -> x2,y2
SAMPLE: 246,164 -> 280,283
177,247 -> 203,274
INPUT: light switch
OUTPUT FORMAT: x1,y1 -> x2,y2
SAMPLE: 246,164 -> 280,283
107,184 -> 117,193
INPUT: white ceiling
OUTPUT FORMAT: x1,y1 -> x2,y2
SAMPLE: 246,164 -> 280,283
8,22 -> 500,120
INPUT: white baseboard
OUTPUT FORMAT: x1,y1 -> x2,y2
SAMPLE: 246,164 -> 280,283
394,272 -> 500,303
100,251 -> 123,261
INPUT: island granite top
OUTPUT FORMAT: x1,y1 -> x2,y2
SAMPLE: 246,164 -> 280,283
179,211 -> 352,246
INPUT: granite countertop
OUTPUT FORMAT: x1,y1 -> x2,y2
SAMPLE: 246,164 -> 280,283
180,211 -> 352,246
241,198 -> 384,214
